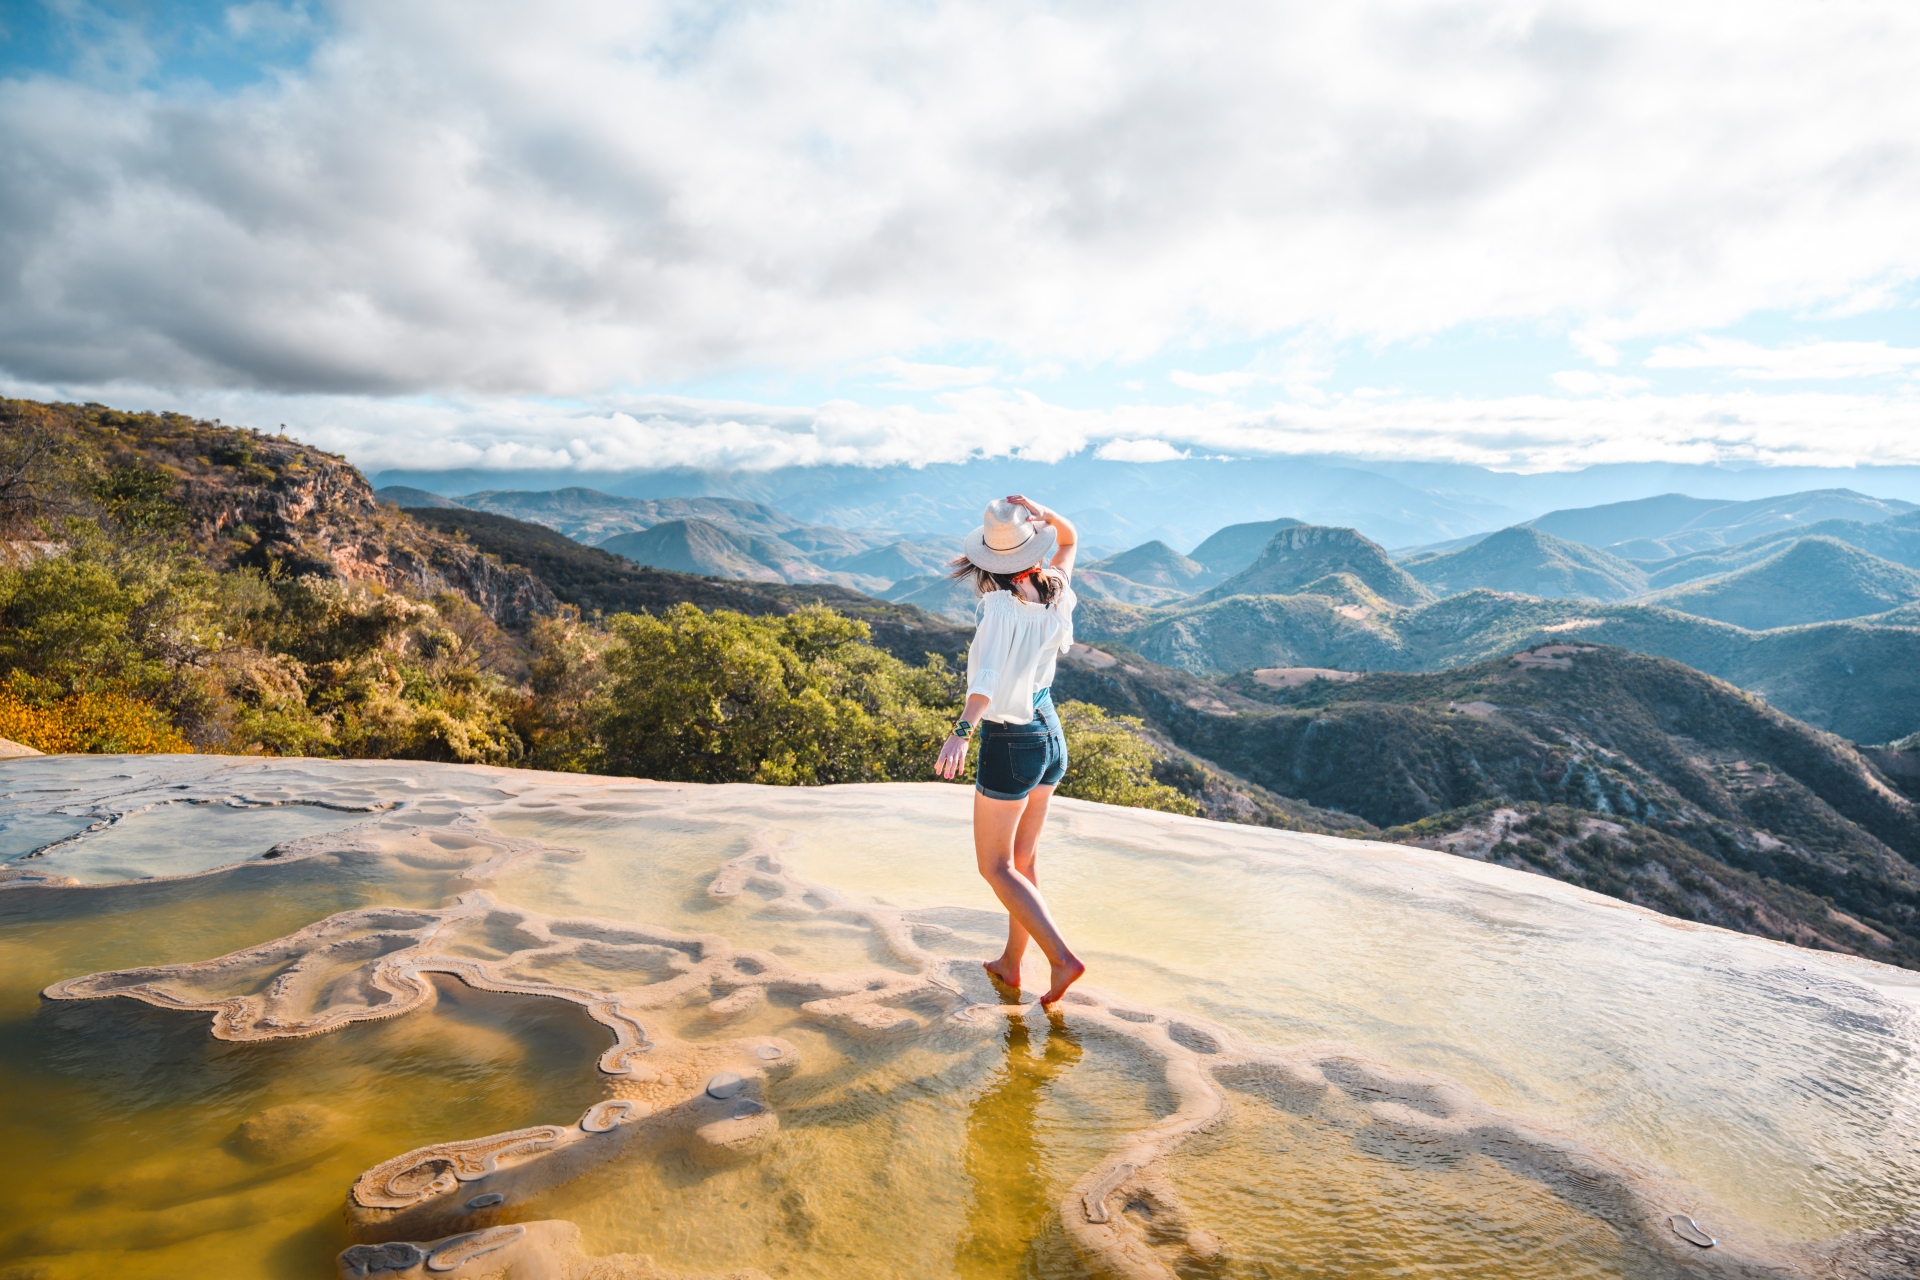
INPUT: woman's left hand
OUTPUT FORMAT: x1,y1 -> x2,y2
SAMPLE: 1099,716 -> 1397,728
935,734 -> 969,779
1006,494 -> 1048,521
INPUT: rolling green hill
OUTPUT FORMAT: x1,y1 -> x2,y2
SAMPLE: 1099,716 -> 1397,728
1645,536 -> 1920,628
1402,526 -> 1648,600
1642,511 -> 1920,588
1198,525 -> 1431,606
1088,540 -> 1218,590
374,485 -> 463,509
598,518 -> 792,582
454,487 -> 803,544
1528,488 -> 1915,559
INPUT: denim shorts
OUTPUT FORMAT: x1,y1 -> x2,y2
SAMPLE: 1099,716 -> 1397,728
975,690 -> 1068,801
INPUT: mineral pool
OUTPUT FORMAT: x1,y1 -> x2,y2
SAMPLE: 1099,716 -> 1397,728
1,756 -> 1916,1279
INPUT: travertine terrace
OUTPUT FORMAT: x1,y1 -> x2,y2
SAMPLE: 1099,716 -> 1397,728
4,756 -> 1918,1278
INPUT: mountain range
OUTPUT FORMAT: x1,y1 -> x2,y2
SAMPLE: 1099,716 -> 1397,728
372,455 -> 1920,551
379,478 -> 1920,742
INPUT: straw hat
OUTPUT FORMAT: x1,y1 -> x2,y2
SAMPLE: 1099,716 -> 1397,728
963,499 -> 1057,574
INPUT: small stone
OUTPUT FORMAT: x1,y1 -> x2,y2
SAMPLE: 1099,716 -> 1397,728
340,1241 -> 426,1275
1669,1214 -> 1717,1248
706,1071 -> 746,1099
755,1045 -> 783,1059
732,1099 -> 765,1119
464,1192 -> 505,1211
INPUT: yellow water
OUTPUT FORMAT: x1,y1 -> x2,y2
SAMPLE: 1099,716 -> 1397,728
0,759 -> 1916,1278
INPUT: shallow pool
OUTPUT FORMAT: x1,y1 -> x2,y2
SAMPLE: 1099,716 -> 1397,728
0,758 -> 1912,1279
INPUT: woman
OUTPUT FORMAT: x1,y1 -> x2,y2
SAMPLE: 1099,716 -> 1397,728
934,494 -> 1085,1005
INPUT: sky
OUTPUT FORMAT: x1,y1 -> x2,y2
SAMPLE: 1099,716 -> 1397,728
3,0 -> 1920,478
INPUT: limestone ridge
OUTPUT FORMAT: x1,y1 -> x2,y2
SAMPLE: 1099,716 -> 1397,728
1402,526 -> 1649,601
5,400 -> 556,628
1644,536 -> 1920,629
1184,516 -> 1305,577
33,763 -> 1876,1280
1197,525 -> 1432,607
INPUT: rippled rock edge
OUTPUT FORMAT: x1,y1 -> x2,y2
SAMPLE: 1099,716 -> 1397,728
22,770 -> 1918,1278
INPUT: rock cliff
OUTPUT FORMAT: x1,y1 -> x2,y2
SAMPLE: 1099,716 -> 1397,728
3,399 -> 557,627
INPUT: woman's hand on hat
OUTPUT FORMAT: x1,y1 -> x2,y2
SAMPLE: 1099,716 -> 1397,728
1006,494 -> 1048,521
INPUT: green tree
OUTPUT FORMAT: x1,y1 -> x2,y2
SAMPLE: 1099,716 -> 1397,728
593,603 -> 955,784
0,523 -> 225,733
1054,700 -> 1200,815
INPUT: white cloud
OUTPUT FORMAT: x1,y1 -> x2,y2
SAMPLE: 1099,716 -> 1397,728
1551,370 -> 1649,395
1094,438 -> 1189,463
864,357 -> 997,390
5,0 -> 1920,404
1569,333 -> 1620,368
13,375 -> 1920,475
1645,338 -> 1920,380
1168,370 -> 1272,396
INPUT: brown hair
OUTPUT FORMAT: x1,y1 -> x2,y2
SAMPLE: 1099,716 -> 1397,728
947,555 -> 1065,606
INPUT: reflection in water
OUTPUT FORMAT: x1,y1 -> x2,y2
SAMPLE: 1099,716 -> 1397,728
954,1012 -> 1082,1278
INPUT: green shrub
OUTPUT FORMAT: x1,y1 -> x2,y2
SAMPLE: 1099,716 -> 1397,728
1054,701 -> 1200,815
593,603 -> 956,785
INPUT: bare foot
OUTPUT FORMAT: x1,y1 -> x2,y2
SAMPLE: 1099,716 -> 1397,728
983,958 -> 1021,988
1039,956 -> 1086,1006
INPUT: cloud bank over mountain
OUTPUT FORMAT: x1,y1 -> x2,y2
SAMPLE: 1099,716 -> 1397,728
4,0 -> 1920,470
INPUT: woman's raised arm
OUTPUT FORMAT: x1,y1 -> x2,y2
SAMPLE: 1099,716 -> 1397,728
1005,494 -> 1077,576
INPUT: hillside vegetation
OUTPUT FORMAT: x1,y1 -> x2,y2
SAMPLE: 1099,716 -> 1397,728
0,400 -> 572,759
1095,644 -> 1920,966
1085,584 -> 1920,743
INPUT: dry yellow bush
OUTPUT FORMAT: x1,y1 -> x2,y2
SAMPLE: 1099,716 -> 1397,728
0,686 -> 192,755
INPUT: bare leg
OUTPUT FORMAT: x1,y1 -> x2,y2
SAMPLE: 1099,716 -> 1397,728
974,789 -> 1084,1005
985,785 -> 1055,986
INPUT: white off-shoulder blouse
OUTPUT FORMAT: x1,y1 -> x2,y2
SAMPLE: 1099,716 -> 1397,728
964,584 -> 1077,724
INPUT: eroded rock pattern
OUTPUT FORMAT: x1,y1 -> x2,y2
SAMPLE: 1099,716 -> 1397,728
12,758 -> 1920,1278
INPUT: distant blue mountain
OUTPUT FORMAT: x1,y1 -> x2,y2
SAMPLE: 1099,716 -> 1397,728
373,455 -> 1920,554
